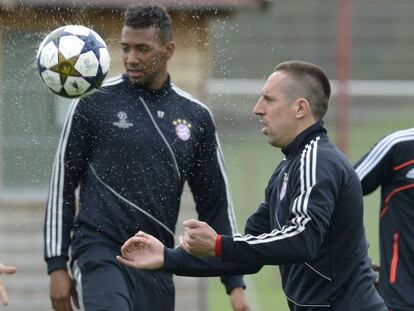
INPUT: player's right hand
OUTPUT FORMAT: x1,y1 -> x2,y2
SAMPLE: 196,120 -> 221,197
50,269 -> 77,311
117,231 -> 165,270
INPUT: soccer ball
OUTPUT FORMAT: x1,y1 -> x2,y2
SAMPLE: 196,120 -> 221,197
36,25 -> 110,98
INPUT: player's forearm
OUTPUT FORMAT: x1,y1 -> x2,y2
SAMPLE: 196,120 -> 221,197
45,256 -> 69,274
220,275 -> 246,295
163,247 -> 261,277
44,199 -> 75,272
221,233 -> 317,266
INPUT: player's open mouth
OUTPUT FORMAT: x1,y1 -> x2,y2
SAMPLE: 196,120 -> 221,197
259,119 -> 267,134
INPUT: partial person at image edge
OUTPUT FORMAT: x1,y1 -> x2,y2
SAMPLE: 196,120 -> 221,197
355,127 -> 414,311
0,263 -> 16,306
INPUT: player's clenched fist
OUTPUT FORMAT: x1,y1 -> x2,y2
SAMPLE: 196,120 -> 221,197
180,219 -> 217,257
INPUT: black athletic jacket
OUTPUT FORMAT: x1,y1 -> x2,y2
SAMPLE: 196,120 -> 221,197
164,121 -> 387,310
355,128 -> 414,311
44,74 -> 244,292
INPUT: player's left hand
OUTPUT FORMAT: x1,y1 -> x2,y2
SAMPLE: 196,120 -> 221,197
229,287 -> 252,311
0,263 -> 17,306
180,219 -> 217,257
116,231 -> 165,270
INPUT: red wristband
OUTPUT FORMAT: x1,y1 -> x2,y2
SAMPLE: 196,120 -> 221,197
215,234 -> 222,257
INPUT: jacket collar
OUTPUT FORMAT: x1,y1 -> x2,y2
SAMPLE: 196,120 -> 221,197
122,74 -> 172,97
281,121 -> 327,159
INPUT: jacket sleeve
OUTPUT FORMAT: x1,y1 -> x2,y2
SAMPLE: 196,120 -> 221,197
220,140 -> 342,266
186,108 -> 244,293
163,199 -> 270,278
354,135 -> 394,195
44,98 -> 93,274
164,247 -> 262,277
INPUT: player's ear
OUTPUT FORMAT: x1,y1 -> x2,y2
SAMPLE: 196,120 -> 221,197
295,98 -> 310,119
165,41 -> 175,60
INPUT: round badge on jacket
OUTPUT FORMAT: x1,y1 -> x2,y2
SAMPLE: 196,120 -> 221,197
173,119 -> 192,141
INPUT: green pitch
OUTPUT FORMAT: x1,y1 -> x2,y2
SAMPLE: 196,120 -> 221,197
208,114 -> 412,311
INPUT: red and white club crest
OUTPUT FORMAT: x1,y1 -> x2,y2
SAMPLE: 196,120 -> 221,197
173,119 -> 192,141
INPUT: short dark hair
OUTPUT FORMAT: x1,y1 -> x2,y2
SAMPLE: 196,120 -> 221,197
123,4 -> 173,43
274,61 -> 331,120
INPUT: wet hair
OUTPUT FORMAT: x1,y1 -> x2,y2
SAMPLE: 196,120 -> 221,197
274,61 -> 331,120
123,4 -> 173,43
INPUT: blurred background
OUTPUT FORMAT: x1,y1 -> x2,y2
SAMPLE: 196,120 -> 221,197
0,0 -> 413,310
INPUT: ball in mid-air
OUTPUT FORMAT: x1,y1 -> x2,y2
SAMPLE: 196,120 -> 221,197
37,25 -> 110,98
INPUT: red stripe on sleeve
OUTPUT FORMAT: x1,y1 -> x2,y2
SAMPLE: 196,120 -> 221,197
215,234 -> 222,257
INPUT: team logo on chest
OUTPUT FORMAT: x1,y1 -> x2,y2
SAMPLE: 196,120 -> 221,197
113,111 -> 133,129
280,173 -> 288,201
406,168 -> 414,179
173,119 -> 192,141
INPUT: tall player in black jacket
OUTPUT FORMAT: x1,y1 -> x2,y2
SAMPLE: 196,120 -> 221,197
117,61 -> 387,311
44,4 -> 249,311
355,128 -> 414,311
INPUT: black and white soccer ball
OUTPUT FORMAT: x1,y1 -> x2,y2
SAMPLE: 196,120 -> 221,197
36,25 -> 110,98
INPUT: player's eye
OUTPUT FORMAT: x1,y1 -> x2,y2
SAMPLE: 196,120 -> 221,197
139,46 -> 151,53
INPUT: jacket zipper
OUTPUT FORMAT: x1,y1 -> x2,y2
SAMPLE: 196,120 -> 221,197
389,232 -> 399,284
139,96 -> 181,179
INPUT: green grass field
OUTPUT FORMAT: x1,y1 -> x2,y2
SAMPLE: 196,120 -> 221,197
207,115 -> 413,311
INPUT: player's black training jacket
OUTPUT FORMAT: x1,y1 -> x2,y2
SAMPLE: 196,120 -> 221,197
355,128 -> 414,311
164,121 -> 387,311
44,74 -> 243,292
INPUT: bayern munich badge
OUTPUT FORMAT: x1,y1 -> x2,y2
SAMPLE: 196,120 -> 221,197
173,119 -> 192,141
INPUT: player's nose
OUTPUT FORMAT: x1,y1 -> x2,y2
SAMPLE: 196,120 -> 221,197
253,98 -> 264,115
126,51 -> 142,64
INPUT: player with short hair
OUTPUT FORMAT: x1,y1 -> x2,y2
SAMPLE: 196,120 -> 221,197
355,128 -> 414,311
44,4 -> 249,311
117,60 -> 388,311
